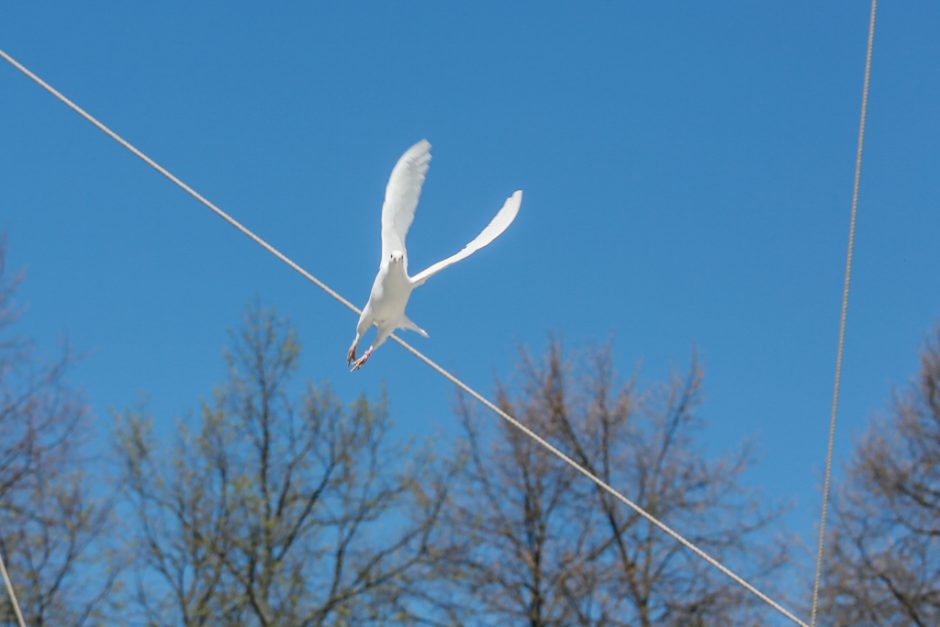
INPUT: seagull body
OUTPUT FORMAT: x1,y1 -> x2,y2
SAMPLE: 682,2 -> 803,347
347,139 -> 522,371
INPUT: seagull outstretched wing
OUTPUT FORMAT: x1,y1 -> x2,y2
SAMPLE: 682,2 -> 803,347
348,140 -> 521,371
410,189 -> 522,287
381,139 -> 432,259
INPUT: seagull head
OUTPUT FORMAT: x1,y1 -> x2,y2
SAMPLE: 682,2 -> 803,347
388,250 -> 405,265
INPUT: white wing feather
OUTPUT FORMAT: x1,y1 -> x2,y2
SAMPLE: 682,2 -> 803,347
410,190 -> 522,287
381,139 -> 432,258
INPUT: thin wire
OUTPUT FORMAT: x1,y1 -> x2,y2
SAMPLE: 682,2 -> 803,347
1,48 -> 806,626
810,1 -> 877,624
0,550 -> 27,627
393,339 -> 806,625
0,50 -> 360,319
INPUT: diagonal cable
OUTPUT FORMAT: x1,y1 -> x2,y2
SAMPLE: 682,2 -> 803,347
1,48 -> 806,626
0,549 -> 27,627
810,1 -> 877,624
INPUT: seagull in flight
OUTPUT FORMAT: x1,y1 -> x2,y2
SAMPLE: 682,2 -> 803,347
347,139 -> 522,371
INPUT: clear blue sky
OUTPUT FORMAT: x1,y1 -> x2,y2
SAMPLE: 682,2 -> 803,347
3,0 -> 939,607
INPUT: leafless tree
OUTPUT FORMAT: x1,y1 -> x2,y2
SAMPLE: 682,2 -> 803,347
115,303 -> 451,626
818,327 -> 940,626
428,340 -> 788,626
0,244 -> 117,626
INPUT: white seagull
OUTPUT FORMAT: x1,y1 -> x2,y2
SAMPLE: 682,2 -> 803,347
347,139 -> 522,371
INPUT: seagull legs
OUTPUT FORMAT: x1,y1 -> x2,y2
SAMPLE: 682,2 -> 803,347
351,347 -> 373,371
347,312 -> 372,368
346,340 -> 359,366
349,326 -> 392,372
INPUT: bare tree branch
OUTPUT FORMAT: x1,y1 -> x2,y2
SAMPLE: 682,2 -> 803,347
116,302 -> 451,625
426,339 -> 789,626
0,242 -> 118,626
819,326 -> 940,625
